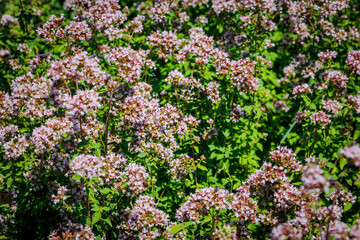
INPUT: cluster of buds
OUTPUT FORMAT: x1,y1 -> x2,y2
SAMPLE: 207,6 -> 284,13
10,73 -> 54,120
51,185 -> 68,204
1,14 -> 18,25
17,44 -> 31,53
230,185 -> 258,222
149,1 -> 172,22
65,0 -> 127,32
247,163 -> 288,197
118,82 -> 199,161
70,154 -> 105,180
176,28 -> 214,65
165,70 -> 201,90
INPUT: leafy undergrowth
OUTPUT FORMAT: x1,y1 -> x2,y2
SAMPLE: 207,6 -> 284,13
0,0 -> 360,239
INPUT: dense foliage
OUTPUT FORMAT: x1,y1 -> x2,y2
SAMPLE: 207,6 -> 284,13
0,0 -> 360,239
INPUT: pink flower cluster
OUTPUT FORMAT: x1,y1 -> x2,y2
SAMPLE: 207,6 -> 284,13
318,50 -> 337,62
119,195 -> 170,239
118,82 -> 199,160
147,31 -> 182,61
346,50 -> 360,75
322,99 -> 343,115
47,50 -> 111,88
3,134 -> 29,160
346,95 -> 360,114
31,117 -> 74,154
1,14 -> 18,25
49,224 -> 95,240
10,73 -> 54,120
176,187 -> 231,223
292,84 -> 312,98
230,104 -> 244,122
60,89 -> 102,117
169,154 -> 195,181
70,154 -> 104,180
322,70 -> 348,90
340,144 -> 360,166
37,15 -> 91,43
269,146 -> 301,172
104,47 -> 147,84
310,111 -> 331,129
301,164 -> 329,193
230,59 -> 259,94
70,153 -> 149,196
203,81 -> 221,103
65,0 -> 127,32
165,70 -> 201,90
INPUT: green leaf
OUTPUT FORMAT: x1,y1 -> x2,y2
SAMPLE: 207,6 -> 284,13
90,142 -> 102,157
91,205 -> 100,212
6,177 -> 13,188
100,187 -> 111,195
327,162 -> 336,169
223,129 -> 230,138
233,181 -> 242,190
19,128 -> 28,133
170,221 -> 193,234
72,174 -> 82,181
224,159 -> 230,170
77,139 -> 90,148
248,158 -> 259,168
216,154 -> 224,160
354,130 -> 360,140
197,165 -> 208,171
339,158 -> 348,170
217,24 -> 223,34
201,216 -> 212,225
221,178 -> 229,186
344,203 -> 353,212
138,152 -> 147,158
61,133 -> 69,139
193,145 -> 199,153
102,206 -> 111,211
102,217 -> 113,227
280,121 -> 297,144
92,211 -> 102,225
210,152 -> 217,159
